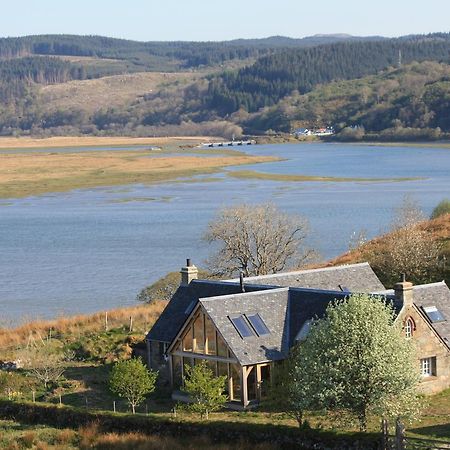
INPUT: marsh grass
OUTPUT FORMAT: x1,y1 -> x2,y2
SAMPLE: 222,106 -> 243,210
227,170 -> 423,183
0,302 -> 165,353
0,150 -> 276,199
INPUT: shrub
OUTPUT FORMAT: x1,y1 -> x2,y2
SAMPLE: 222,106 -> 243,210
431,199 -> 450,219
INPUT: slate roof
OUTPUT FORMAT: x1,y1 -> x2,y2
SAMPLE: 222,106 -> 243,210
146,279 -> 273,343
147,263 -> 386,345
414,282 -> 450,347
200,289 -> 291,365
200,286 -> 397,365
228,262 -> 385,292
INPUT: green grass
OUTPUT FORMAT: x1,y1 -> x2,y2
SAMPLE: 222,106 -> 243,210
0,419 -> 79,449
227,170 -> 424,183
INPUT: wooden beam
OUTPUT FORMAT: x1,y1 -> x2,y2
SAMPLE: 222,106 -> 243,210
256,364 -> 262,401
241,366 -> 249,407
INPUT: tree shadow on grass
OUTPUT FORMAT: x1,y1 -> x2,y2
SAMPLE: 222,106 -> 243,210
408,423 -> 450,440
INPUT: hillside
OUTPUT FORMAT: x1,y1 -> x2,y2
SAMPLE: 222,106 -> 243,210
323,213 -> 450,287
0,33 -> 449,138
243,61 -> 450,137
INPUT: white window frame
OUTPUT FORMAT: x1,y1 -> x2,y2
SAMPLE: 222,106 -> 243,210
420,357 -> 436,377
405,319 -> 413,338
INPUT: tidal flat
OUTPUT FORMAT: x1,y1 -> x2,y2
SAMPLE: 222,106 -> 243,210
227,169 -> 424,183
0,149 -> 277,199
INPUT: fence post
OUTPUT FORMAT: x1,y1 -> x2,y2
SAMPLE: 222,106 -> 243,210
105,312 -> 108,331
395,417 -> 405,450
113,401 -> 116,413
381,418 -> 388,450
32,391 -> 35,403
129,316 -> 133,333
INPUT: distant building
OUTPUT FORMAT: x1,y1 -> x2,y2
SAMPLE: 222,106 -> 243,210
292,128 -> 311,136
146,261 -> 450,409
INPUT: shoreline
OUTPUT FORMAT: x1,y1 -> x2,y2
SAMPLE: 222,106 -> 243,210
0,135 -> 220,150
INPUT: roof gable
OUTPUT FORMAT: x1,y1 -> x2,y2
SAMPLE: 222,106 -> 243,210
146,279 -> 273,343
200,288 -> 290,365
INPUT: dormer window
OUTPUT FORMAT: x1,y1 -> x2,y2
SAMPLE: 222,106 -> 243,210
404,317 -> 415,338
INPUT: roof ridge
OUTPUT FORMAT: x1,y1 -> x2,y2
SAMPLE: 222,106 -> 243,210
199,287 -> 290,302
223,262 -> 371,282
413,281 -> 448,289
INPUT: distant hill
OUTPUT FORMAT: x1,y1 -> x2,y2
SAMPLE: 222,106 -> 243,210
242,61 -> 450,136
0,32 -> 449,138
204,33 -> 450,114
0,33 -> 385,75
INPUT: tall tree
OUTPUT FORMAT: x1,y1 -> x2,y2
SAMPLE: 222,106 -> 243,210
204,203 -> 312,277
287,294 -> 421,431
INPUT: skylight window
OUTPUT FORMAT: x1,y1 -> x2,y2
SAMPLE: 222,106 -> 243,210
423,306 -> 446,323
246,313 -> 270,336
229,316 -> 255,338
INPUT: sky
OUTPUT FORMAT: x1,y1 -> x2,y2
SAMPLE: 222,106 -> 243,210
0,0 -> 449,42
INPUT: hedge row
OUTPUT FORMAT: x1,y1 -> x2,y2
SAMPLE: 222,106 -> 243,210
0,400 -> 381,449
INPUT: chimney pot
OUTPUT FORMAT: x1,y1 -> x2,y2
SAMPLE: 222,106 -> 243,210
394,276 -> 413,306
180,259 -> 198,286
239,272 -> 245,293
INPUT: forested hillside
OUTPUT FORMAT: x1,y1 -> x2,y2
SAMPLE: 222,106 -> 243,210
205,34 -> 450,114
243,61 -> 450,137
0,33 -> 449,138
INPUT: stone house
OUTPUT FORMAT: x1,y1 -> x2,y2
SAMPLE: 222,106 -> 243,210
145,260 -> 450,408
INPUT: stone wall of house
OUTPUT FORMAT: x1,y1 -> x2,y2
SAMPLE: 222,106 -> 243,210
399,306 -> 450,394
146,340 -> 170,385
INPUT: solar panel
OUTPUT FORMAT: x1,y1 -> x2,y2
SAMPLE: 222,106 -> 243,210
246,313 -> 270,336
230,316 -> 255,338
423,306 -> 445,323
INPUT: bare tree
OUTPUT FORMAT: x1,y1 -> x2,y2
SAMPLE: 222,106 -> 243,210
365,197 -> 442,286
204,203 -> 312,277
19,343 -> 72,389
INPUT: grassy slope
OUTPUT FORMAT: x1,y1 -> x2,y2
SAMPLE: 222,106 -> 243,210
322,213 -> 450,286
39,71 -> 200,114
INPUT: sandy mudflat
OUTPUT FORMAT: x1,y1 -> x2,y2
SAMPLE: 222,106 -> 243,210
0,136 -> 215,149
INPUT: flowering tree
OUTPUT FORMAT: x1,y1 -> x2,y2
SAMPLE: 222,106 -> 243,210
288,294 -> 421,431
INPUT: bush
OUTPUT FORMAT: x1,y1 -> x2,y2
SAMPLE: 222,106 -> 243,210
431,199 -> 450,219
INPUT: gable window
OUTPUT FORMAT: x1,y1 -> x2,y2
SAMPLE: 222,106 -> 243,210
404,317 -> 415,338
420,357 -> 436,377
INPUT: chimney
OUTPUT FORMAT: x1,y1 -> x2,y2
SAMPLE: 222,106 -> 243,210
394,273 -> 413,306
180,258 -> 198,286
239,272 -> 245,293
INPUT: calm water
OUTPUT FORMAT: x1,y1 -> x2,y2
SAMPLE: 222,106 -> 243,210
1,142 -> 450,324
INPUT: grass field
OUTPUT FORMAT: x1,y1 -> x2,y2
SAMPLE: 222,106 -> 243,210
0,144 -> 277,198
